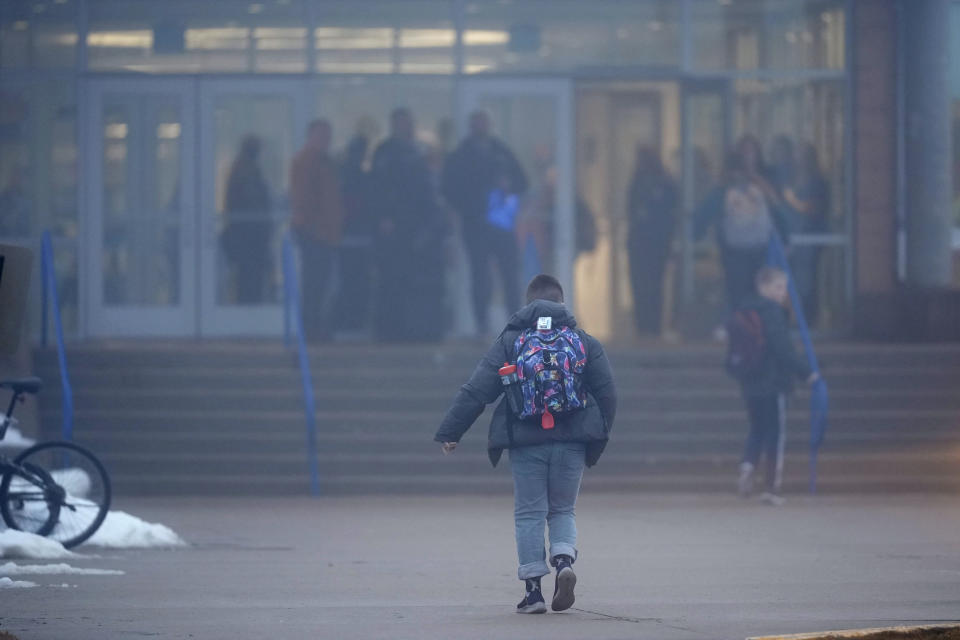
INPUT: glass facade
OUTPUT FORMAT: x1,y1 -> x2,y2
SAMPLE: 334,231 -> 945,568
951,1 -> 960,283
691,0 -> 845,70
463,0 -> 680,73
86,0 -> 309,73
100,92 -> 182,306
0,0 -> 78,69
0,0 -> 854,341
0,78 -> 78,334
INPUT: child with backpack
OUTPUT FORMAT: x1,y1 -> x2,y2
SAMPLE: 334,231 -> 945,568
725,266 -> 819,506
434,274 -> 617,614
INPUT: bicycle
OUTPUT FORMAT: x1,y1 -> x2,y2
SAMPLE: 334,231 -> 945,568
0,377 -> 111,548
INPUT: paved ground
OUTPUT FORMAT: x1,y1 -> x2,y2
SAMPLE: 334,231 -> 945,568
2,492 -> 960,640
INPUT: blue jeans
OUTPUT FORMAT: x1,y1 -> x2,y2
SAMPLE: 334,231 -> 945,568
509,442 -> 586,580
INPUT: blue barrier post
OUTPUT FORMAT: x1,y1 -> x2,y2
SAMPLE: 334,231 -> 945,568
767,234 -> 828,494
41,231 -> 74,442
283,235 -> 292,348
283,277 -> 292,348
41,250 -> 49,348
282,234 -> 320,496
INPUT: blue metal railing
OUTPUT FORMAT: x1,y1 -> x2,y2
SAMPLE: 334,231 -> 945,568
767,233 -> 829,494
40,231 -> 74,442
281,233 -> 320,496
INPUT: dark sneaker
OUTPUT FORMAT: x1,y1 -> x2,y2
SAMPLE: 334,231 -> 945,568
551,558 -> 577,612
516,587 -> 547,614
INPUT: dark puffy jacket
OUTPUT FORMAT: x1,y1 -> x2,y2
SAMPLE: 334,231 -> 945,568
738,294 -> 812,397
370,137 -> 440,239
441,135 -> 528,224
434,300 -> 617,467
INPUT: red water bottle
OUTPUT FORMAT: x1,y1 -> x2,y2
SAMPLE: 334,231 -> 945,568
498,363 -> 522,415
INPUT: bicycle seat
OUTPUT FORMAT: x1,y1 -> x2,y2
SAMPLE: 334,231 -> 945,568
0,377 -> 43,395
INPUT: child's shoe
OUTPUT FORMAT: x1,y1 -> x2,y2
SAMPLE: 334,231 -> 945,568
550,555 -> 577,612
759,491 -> 786,507
737,462 -> 755,497
517,578 -> 546,614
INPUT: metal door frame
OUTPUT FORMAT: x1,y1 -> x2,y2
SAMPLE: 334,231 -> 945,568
83,77 -> 196,337
198,77 -> 310,336
455,77 -> 574,335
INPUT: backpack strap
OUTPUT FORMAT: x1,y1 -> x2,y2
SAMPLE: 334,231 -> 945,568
500,328 -> 521,365
574,328 -> 589,359
498,328 -> 521,445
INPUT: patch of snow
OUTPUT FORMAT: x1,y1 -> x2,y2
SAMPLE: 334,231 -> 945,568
0,561 -> 123,576
86,511 -> 187,549
0,530 -> 75,560
0,576 -> 37,588
51,468 -> 92,498
0,423 -> 36,448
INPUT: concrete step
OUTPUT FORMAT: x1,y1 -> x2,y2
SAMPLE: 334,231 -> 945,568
103,471 -> 960,496
90,450 -> 960,478
28,341 -> 960,496
37,406 -> 960,434
38,386 -> 960,413
33,341 -> 960,368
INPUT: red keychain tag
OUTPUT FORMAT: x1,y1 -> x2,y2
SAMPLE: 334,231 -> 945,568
541,410 -> 555,430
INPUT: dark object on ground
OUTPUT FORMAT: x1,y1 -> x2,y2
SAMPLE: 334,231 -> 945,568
0,631 -> 21,640
813,627 -> 960,640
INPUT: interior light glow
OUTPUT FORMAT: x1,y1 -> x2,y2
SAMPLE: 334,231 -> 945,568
255,27 -> 306,39
186,27 -> 248,50
256,37 -> 306,51
156,123 -> 181,140
398,28 -> 455,48
314,27 -> 392,50
105,123 -> 128,139
88,30 -> 152,49
315,61 -> 393,73
464,63 -> 494,73
463,30 -> 509,46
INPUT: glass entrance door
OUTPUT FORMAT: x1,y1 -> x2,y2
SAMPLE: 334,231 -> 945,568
84,79 -> 195,337
456,78 -> 574,334
198,79 -> 308,336
680,80 -> 731,336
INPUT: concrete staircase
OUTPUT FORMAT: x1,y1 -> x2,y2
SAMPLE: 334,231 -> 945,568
31,341 -> 960,496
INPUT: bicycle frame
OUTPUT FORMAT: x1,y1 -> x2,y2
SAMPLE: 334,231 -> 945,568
0,455 -> 51,493
0,389 -> 23,442
0,390 -> 50,494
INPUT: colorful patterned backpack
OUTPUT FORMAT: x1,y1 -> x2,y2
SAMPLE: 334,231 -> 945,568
513,324 -> 588,429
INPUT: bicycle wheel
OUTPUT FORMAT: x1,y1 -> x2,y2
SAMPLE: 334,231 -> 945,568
0,462 -> 61,537
8,441 -> 111,548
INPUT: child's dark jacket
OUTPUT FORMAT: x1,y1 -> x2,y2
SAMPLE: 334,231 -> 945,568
738,294 -> 812,397
434,300 -> 617,467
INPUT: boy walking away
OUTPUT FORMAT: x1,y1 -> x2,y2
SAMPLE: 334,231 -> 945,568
434,275 -> 617,614
725,266 -> 819,506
